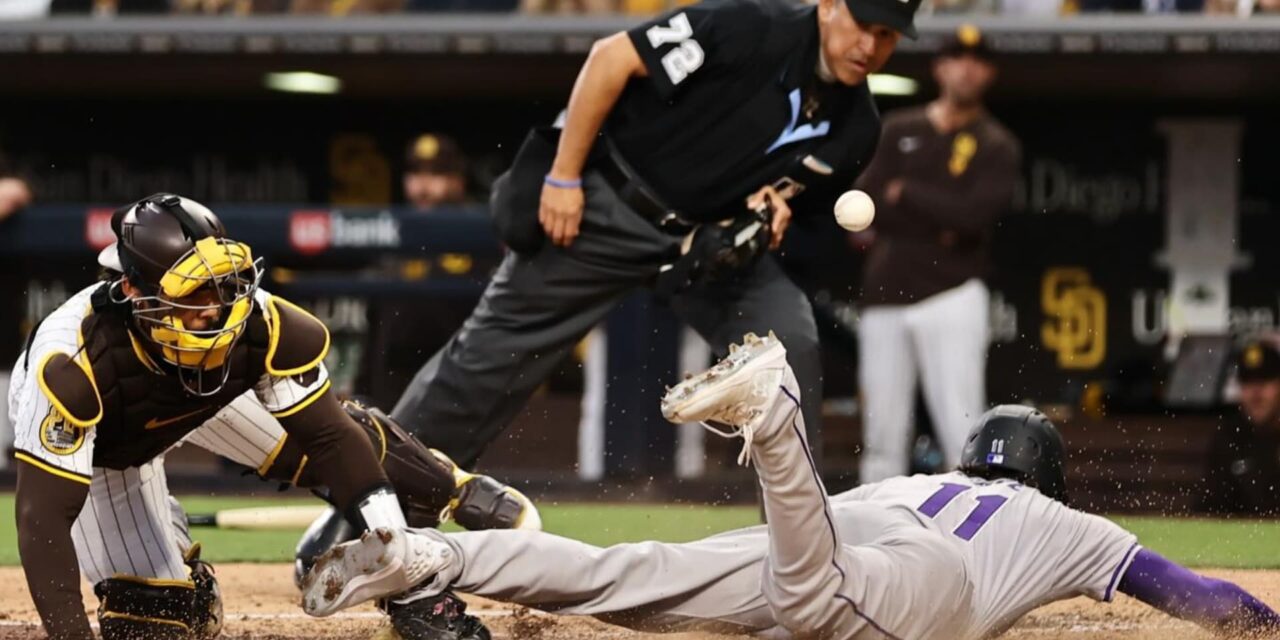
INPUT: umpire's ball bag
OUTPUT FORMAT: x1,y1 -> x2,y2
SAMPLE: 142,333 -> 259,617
490,126 -> 560,256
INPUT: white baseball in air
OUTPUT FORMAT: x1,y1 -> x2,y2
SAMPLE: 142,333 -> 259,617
834,190 -> 875,232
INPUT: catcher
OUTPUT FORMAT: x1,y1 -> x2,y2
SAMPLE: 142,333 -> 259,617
9,193 -> 538,640
303,333 -> 1280,639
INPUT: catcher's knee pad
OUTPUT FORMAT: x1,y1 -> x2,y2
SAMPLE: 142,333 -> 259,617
95,547 -> 222,640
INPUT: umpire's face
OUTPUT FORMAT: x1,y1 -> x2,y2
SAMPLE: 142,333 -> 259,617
817,0 -> 902,87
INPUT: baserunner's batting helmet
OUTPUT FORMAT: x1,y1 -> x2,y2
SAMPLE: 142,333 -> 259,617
959,405 -> 1069,503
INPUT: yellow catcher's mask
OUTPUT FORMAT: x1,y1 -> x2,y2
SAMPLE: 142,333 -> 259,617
132,236 -> 262,382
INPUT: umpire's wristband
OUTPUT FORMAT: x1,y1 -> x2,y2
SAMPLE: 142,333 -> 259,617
544,174 -> 582,189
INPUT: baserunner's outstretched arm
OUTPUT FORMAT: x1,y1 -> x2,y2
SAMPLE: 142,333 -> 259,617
1119,548 -> 1280,635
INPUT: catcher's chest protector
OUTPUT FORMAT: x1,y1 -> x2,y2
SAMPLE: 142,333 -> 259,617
78,302 -> 271,470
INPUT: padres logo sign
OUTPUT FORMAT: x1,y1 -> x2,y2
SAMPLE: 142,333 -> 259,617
1041,268 -> 1106,369
40,407 -> 85,455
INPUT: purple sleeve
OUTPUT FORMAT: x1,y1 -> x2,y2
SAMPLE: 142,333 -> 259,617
1118,548 -> 1280,634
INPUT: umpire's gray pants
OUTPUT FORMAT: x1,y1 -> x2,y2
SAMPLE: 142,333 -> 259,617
391,169 -> 824,469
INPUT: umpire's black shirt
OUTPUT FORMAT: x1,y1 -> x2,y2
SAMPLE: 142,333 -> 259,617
607,0 -> 881,223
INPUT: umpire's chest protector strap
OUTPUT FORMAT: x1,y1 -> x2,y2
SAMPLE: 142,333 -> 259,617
38,350 -> 103,429
264,296 -> 331,377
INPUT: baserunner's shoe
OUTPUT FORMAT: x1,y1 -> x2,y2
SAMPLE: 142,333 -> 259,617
661,332 -> 790,465
301,527 -> 452,617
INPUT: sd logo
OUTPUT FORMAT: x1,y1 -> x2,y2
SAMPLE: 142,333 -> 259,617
41,406 -> 85,455
1041,268 -> 1106,369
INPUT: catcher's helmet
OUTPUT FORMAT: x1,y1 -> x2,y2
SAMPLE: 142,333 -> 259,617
99,193 -> 262,396
959,405 -> 1069,503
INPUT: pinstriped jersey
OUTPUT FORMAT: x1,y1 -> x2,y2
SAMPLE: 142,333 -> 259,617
832,471 -> 1139,639
7,283 -> 329,481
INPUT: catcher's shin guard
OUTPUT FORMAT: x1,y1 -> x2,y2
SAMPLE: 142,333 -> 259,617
95,544 -> 223,640
434,449 -> 542,532
345,401 -> 457,528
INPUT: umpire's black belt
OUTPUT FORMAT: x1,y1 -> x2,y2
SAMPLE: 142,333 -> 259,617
594,141 -> 696,236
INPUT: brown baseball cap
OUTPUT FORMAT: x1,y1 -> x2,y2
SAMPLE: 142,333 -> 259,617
844,0 -> 923,39
1238,340 -> 1280,382
405,134 -> 467,174
938,24 -> 995,61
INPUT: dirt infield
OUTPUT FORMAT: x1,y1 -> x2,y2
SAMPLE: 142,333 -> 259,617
1,565 -> 1277,639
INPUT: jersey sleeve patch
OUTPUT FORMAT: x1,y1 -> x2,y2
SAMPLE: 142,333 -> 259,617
37,352 -> 102,428
264,296 -> 330,377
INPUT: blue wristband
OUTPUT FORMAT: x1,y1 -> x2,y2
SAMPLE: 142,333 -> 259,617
544,174 -> 582,189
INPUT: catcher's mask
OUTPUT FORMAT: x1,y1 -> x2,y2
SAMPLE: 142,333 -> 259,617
98,193 -> 263,396
958,405 -> 1069,504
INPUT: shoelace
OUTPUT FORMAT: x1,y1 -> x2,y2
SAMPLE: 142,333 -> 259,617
695,374 -> 776,467
699,418 -> 756,467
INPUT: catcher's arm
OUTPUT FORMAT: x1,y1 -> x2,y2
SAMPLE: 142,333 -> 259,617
15,461 -> 94,640
1118,548 -> 1280,635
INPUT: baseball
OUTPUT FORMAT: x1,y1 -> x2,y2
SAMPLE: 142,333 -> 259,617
833,189 -> 875,231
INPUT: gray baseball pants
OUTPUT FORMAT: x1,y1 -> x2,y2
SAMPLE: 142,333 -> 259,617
426,367 -> 972,639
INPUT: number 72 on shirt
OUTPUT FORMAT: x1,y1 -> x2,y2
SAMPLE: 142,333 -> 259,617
645,13 -> 705,86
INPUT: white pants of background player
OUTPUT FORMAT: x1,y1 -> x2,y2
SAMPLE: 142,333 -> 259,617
858,279 -> 989,483
56,396 -> 286,584
419,363 -> 973,639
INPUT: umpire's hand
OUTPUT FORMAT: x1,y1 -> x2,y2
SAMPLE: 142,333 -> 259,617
747,185 -> 791,250
540,180 -> 585,247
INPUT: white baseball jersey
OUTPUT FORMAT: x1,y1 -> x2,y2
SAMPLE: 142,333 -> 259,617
833,471 -> 1140,638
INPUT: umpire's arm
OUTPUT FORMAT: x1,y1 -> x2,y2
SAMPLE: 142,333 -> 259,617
16,463 -> 94,640
541,32 -> 647,247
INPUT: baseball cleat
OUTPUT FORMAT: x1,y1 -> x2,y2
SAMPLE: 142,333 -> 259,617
301,528 -> 451,618
381,591 -> 491,640
661,332 -> 789,465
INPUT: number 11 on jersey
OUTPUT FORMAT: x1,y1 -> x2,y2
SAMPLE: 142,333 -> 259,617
918,482 -> 1009,541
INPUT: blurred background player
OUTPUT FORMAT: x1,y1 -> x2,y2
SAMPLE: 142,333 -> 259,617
403,133 -> 470,212
1199,337 -> 1280,516
0,152 -> 32,223
854,25 -> 1021,483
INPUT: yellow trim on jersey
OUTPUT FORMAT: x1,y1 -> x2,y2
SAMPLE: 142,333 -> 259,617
76,309 -> 103,406
14,451 -> 92,485
36,352 -> 102,429
110,574 -> 196,589
100,611 -> 191,631
127,330 -> 163,374
264,296 -> 331,377
257,435 -> 289,476
269,379 -> 331,419
290,455 -> 309,486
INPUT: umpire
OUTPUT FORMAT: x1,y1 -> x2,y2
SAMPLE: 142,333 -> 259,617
392,0 -> 921,469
